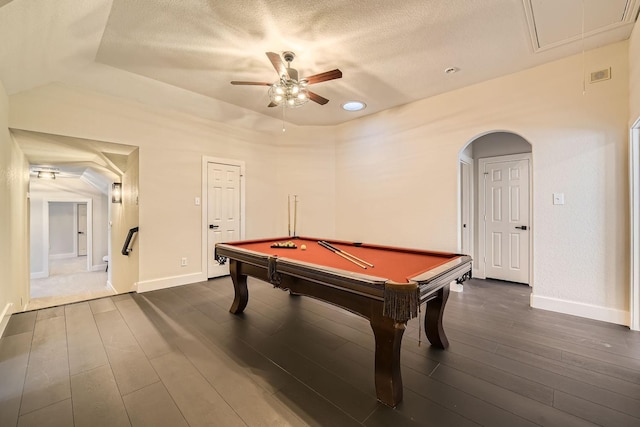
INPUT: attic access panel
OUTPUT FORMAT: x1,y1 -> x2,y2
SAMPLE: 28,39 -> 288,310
524,0 -> 639,52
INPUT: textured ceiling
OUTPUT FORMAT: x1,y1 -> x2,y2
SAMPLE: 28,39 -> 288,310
1,0 -> 638,129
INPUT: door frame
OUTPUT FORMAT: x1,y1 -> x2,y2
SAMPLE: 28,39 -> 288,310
630,118 -> 640,331
77,202 -> 88,256
41,198 -> 93,277
201,156 -> 246,278
477,153 -> 533,283
458,154 -> 474,258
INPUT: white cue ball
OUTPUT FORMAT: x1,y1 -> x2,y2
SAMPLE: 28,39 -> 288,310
301,244 -> 307,250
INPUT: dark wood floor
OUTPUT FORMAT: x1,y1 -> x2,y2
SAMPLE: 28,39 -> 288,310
1,277 -> 639,426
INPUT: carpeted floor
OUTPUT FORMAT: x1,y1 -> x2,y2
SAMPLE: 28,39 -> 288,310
28,257 -> 115,310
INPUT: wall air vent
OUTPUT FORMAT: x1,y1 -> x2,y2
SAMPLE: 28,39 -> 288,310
590,67 -> 611,83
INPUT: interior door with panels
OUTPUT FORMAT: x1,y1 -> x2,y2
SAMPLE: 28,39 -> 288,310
207,162 -> 241,278
482,155 -> 530,284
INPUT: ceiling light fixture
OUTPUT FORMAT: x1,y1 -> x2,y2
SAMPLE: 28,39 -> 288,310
444,67 -> 459,74
37,171 -> 56,179
267,52 -> 310,109
342,101 -> 366,112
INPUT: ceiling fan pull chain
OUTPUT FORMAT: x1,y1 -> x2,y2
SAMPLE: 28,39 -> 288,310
282,104 -> 286,132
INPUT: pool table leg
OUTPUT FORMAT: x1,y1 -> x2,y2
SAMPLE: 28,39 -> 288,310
370,313 -> 405,407
228,260 -> 249,314
425,284 -> 450,349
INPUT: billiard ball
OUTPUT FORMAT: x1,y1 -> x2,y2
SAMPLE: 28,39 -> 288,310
301,244 -> 307,250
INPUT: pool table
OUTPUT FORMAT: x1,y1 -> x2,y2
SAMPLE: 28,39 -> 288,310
214,236 -> 472,407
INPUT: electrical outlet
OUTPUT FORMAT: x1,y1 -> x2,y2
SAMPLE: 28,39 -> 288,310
181,257 -> 188,267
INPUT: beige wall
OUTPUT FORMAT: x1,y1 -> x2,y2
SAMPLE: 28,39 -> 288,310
0,79 -> 29,330
631,21 -> 640,125
335,41 -> 629,324
111,148 -> 139,293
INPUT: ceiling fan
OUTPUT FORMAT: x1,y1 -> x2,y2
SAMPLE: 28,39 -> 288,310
231,51 -> 342,108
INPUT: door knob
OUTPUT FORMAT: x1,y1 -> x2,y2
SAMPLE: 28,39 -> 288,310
209,224 -> 219,229
515,225 -> 527,230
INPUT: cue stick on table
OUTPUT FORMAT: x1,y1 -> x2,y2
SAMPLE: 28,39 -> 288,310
293,195 -> 298,237
320,241 -> 375,268
318,241 -> 368,269
287,195 -> 291,236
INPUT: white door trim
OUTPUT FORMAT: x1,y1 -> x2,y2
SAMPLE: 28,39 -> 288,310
477,153 -> 532,283
630,119 -> 640,331
201,156 -> 246,278
42,198 -> 93,277
458,154 -> 474,258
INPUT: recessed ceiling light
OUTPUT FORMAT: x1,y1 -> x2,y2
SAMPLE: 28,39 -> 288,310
444,67 -> 459,74
342,101 -> 366,111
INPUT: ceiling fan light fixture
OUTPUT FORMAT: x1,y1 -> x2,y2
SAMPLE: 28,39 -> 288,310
268,81 -> 309,108
342,101 -> 366,112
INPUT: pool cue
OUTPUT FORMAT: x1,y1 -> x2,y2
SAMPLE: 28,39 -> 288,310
287,195 -> 291,236
320,241 -> 374,268
318,241 -> 367,269
293,195 -> 298,237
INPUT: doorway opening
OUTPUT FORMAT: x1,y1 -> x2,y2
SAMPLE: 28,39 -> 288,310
459,131 -> 533,286
13,129 -> 139,310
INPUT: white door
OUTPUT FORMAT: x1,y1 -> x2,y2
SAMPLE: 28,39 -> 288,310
482,155 -> 530,284
207,162 -> 241,278
77,203 -> 87,256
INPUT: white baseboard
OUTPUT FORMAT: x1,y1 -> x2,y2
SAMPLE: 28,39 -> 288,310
106,281 -> 117,294
49,253 -> 76,260
450,281 -> 464,292
0,303 -> 15,338
30,271 -> 48,279
136,272 -> 207,293
472,267 -> 484,279
531,294 -> 629,326
92,264 -> 107,272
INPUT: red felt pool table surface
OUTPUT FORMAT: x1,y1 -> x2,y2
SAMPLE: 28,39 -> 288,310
226,237 -> 460,284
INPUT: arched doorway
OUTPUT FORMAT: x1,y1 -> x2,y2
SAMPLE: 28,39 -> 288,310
459,131 -> 533,285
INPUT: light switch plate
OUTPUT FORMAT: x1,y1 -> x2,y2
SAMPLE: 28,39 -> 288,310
553,193 -> 565,205
195,197 -> 201,206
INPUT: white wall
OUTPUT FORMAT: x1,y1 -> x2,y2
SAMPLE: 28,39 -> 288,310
0,79 -> 29,334
29,197 -> 44,273
274,126 -> 337,238
336,41 -> 630,325
48,202 -> 75,256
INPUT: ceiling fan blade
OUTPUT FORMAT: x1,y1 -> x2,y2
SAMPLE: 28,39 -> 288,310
230,81 -> 272,86
266,52 -> 290,79
267,102 -> 278,108
302,69 -> 342,85
308,91 -> 329,105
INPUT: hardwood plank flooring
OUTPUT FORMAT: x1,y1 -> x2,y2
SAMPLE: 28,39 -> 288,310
1,277 -> 639,426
